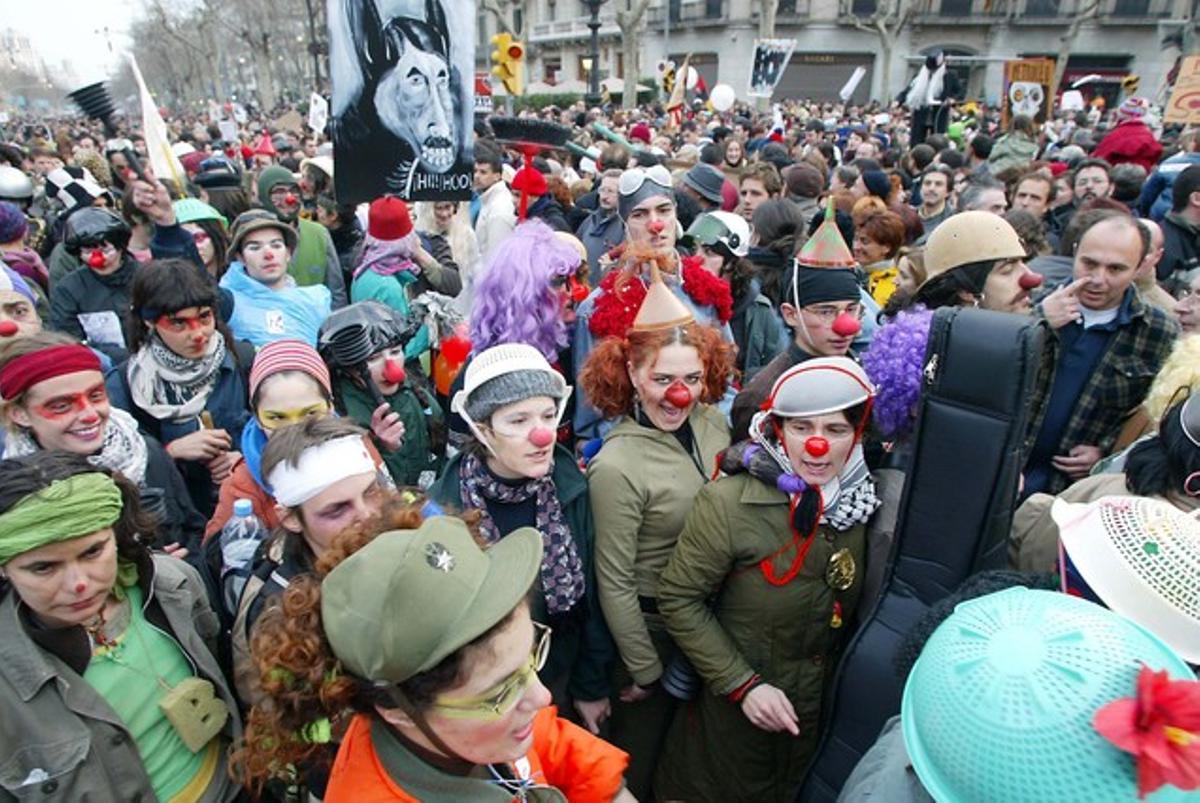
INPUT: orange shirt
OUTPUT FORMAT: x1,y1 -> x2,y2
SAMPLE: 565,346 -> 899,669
324,707 -> 629,802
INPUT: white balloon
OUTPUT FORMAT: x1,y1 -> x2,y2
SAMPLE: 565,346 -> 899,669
710,83 -> 736,112
686,66 -> 699,90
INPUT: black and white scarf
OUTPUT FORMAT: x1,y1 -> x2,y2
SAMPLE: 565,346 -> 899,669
459,451 -> 586,615
126,333 -> 226,422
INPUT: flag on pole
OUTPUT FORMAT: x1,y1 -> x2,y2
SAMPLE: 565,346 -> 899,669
128,53 -> 185,189
667,53 -> 691,128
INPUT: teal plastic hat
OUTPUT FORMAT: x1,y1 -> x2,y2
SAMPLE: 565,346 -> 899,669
902,587 -> 1196,802
173,198 -> 227,228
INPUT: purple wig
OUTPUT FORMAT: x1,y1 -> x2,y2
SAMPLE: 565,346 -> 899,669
862,305 -> 934,440
469,219 -> 577,361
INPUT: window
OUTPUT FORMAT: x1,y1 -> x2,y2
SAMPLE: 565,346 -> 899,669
1024,0 -> 1060,14
1111,0 -> 1150,14
851,0 -> 877,13
940,0 -> 972,13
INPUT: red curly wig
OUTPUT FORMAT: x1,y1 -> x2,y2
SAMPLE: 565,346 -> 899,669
579,322 -> 736,419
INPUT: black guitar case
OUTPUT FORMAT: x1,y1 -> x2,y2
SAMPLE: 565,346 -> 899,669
797,307 -> 1046,801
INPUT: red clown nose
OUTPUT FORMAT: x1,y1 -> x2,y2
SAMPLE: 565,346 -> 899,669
86,249 -> 107,269
0,320 -> 18,337
283,193 -> 298,205
831,312 -> 861,338
805,436 -> 830,457
664,382 -> 693,409
382,359 -> 406,385
528,427 -> 555,448
1018,271 -> 1044,290
647,220 -> 666,235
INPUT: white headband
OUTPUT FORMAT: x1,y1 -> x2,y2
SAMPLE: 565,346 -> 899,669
268,435 -> 376,508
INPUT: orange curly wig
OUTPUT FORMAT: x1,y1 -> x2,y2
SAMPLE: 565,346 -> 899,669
579,323 -> 736,419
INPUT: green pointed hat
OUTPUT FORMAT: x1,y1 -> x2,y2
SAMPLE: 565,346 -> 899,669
797,198 -> 856,269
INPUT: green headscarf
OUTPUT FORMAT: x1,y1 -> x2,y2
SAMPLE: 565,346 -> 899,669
257,165 -> 299,222
0,473 -> 124,565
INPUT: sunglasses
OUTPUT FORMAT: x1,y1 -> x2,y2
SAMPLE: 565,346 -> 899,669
430,622 -> 551,720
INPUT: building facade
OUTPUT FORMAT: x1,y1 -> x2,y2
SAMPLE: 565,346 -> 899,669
478,0 -> 1195,106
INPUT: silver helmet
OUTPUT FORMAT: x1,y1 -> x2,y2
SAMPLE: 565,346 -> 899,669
0,167 -> 34,204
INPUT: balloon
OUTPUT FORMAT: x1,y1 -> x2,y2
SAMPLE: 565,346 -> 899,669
710,83 -> 736,112
440,323 -> 472,365
432,352 -> 461,396
685,66 -> 699,90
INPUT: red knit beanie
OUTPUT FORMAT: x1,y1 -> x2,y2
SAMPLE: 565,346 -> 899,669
249,339 -> 332,400
368,196 -> 414,241
630,122 -> 652,144
511,166 -> 547,196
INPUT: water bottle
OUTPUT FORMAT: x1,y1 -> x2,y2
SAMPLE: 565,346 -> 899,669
220,499 -> 265,612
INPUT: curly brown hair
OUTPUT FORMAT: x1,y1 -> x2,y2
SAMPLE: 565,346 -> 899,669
579,323 -> 735,419
230,497 -> 492,792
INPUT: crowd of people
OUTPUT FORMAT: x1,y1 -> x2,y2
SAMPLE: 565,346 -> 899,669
0,86 -> 1197,802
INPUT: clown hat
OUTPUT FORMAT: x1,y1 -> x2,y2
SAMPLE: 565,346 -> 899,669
797,199 -> 856,268
253,133 -> 277,157
632,264 -> 693,332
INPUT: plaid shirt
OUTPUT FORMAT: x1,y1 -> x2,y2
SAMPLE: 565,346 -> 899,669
1028,288 -> 1179,495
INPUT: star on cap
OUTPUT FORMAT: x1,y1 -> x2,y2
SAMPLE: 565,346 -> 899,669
424,542 -> 456,572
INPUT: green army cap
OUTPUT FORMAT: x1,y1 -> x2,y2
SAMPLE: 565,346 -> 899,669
321,516 -> 543,683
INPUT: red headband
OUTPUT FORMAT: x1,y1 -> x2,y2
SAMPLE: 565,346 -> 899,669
0,345 -> 101,400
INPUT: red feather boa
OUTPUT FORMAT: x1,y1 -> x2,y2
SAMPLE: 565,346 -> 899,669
588,254 -> 733,340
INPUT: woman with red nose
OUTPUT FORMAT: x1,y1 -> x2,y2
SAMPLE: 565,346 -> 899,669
49,207 -> 140,361
0,452 -> 241,802
580,276 -> 735,799
0,333 -> 206,554
656,357 -> 881,801
104,259 -> 253,517
433,343 -> 616,740
320,301 -> 445,487
889,211 -> 1044,315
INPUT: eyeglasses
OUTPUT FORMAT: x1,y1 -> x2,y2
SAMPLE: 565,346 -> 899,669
803,302 -> 864,323
618,165 -> 672,197
430,622 -> 551,720
269,185 -> 300,198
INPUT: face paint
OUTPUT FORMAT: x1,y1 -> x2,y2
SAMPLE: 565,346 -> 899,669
257,401 -> 331,431
383,359 -> 406,385
831,312 -> 862,338
528,427 -> 555,448
664,381 -> 693,409
32,384 -> 108,421
805,436 -> 830,457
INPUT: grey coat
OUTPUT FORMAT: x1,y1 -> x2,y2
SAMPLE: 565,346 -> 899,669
0,553 -> 241,802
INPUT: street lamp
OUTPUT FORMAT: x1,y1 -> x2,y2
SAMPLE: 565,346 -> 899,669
582,0 -> 607,107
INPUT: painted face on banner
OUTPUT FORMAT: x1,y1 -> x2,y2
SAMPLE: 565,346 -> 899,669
1009,82 -> 1044,119
375,41 -> 458,175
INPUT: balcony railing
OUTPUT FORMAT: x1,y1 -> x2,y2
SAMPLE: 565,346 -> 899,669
647,0 -> 728,25
528,10 -> 620,42
865,0 -> 1173,20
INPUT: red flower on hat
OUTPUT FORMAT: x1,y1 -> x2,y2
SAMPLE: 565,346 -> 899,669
1093,665 -> 1200,799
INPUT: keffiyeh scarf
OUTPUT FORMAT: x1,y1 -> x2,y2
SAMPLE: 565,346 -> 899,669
459,451 -> 586,615
126,333 -> 226,422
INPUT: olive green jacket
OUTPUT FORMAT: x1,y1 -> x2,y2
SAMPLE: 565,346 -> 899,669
656,473 -> 867,801
0,554 -> 240,802
587,405 -> 730,687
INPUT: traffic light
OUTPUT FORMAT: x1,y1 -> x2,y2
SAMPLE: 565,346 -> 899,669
490,32 -> 525,96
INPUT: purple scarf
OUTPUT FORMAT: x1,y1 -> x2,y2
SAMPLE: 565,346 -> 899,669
459,451 -> 586,616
